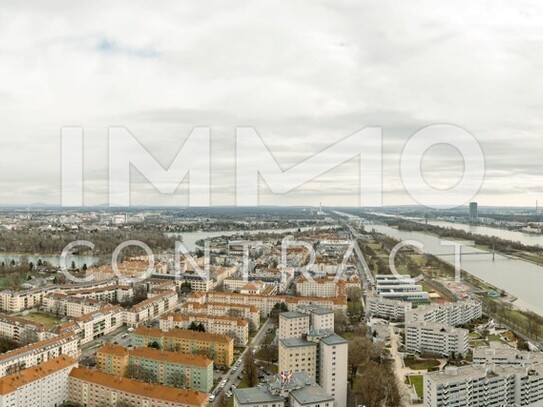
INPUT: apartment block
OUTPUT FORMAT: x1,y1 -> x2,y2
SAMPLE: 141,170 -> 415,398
425,364 -> 543,407
234,372 -> 334,407
69,304 -> 124,344
132,326 -> 234,367
279,312 -> 311,339
0,313 -> 52,343
278,338 -> 318,380
125,289 -> 177,327
97,344 -> 213,392
0,355 -> 77,407
42,293 -> 104,317
0,333 -> 79,377
180,301 -> 260,331
405,300 -> 482,327
366,294 -> 413,320
473,344 -> 543,366
279,307 -> 334,339
196,291 -> 347,317
295,276 -> 338,298
160,312 -> 249,346
317,334 -> 348,407
68,367 -> 208,407
405,322 -> 469,357
0,288 -> 47,312
61,284 -> 134,303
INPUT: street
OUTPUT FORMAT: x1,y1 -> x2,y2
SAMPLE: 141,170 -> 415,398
212,318 -> 273,405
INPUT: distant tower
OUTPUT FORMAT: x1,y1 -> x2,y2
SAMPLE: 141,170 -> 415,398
469,202 -> 478,222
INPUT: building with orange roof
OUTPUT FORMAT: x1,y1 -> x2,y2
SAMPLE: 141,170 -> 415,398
132,327 -> 233,367
0,313 -> 53,343
97,343 -> 213,392
160,312 -> 249,346
179,301 -> 260,331
125,289 -> 178,327
0,355 -> 77,407
0,333 -> 79,377
68,367 -> 208,407
197,292 -> 347,317
58,304 -> 125,344
42,292 -> 106,317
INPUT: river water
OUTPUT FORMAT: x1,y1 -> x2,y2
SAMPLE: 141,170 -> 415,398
365,222 -> 543,315
425,220 -> 543,248
1,227 -> 323,268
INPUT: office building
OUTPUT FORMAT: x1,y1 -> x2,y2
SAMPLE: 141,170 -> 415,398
469,202 -> 478,221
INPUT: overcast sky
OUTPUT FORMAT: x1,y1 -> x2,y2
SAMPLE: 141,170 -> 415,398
0,1 -> 542,208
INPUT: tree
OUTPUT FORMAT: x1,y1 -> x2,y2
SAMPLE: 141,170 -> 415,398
270,302 -> 289,322
70,260 -> 76,269
168,370 -> 186,389
334,310 -> 348,333
353,362 -> 400,407
216,392 -> 228,407
260,344 -> 278,364
148,340 -> 161,349
348,336 -> 383,389
243,349 -> 259,387
180,282 -> 192,294
125,363 -> 158,384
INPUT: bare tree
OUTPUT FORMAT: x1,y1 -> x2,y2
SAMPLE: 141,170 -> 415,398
243,349 -> 259,387
216,392 -> 228,407
334,310 -> 348,333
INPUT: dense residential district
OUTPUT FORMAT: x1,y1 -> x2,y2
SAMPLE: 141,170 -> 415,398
0,208 -> 542,407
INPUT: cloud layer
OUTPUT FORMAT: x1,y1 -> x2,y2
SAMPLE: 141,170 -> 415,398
0,0 -> 542,207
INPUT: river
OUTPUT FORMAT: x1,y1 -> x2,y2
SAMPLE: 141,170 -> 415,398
165,226 -> 323,251
424,220 -> 543,248
364,221 -> 543,315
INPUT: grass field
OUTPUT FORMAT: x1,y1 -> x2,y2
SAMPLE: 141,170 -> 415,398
24,312 -> 62,329
404,358 -> 440,371
406,375 -> 424,398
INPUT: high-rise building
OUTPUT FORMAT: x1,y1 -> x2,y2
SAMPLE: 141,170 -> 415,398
469,202 -> 478,221
277,310 -> 347,407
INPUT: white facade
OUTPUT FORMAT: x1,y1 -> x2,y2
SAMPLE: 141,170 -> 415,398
279,312 -> 310,339
405,322 -> 468,357
318,334 -> 348,407
124,290 -> 177,328
278,339 -> 318,380
366,295 -> 412,320
0,355 -> 77,407
473,345 -> 543,366
0,333 -> 79,377
405,301 -> 482,327
71,304 -> 125,344
425,364 -> 543,407
160,313 -> 249,346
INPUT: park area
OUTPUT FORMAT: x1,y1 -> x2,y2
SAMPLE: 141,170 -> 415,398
406,375 -> 424,399
22,311 -> 62,329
